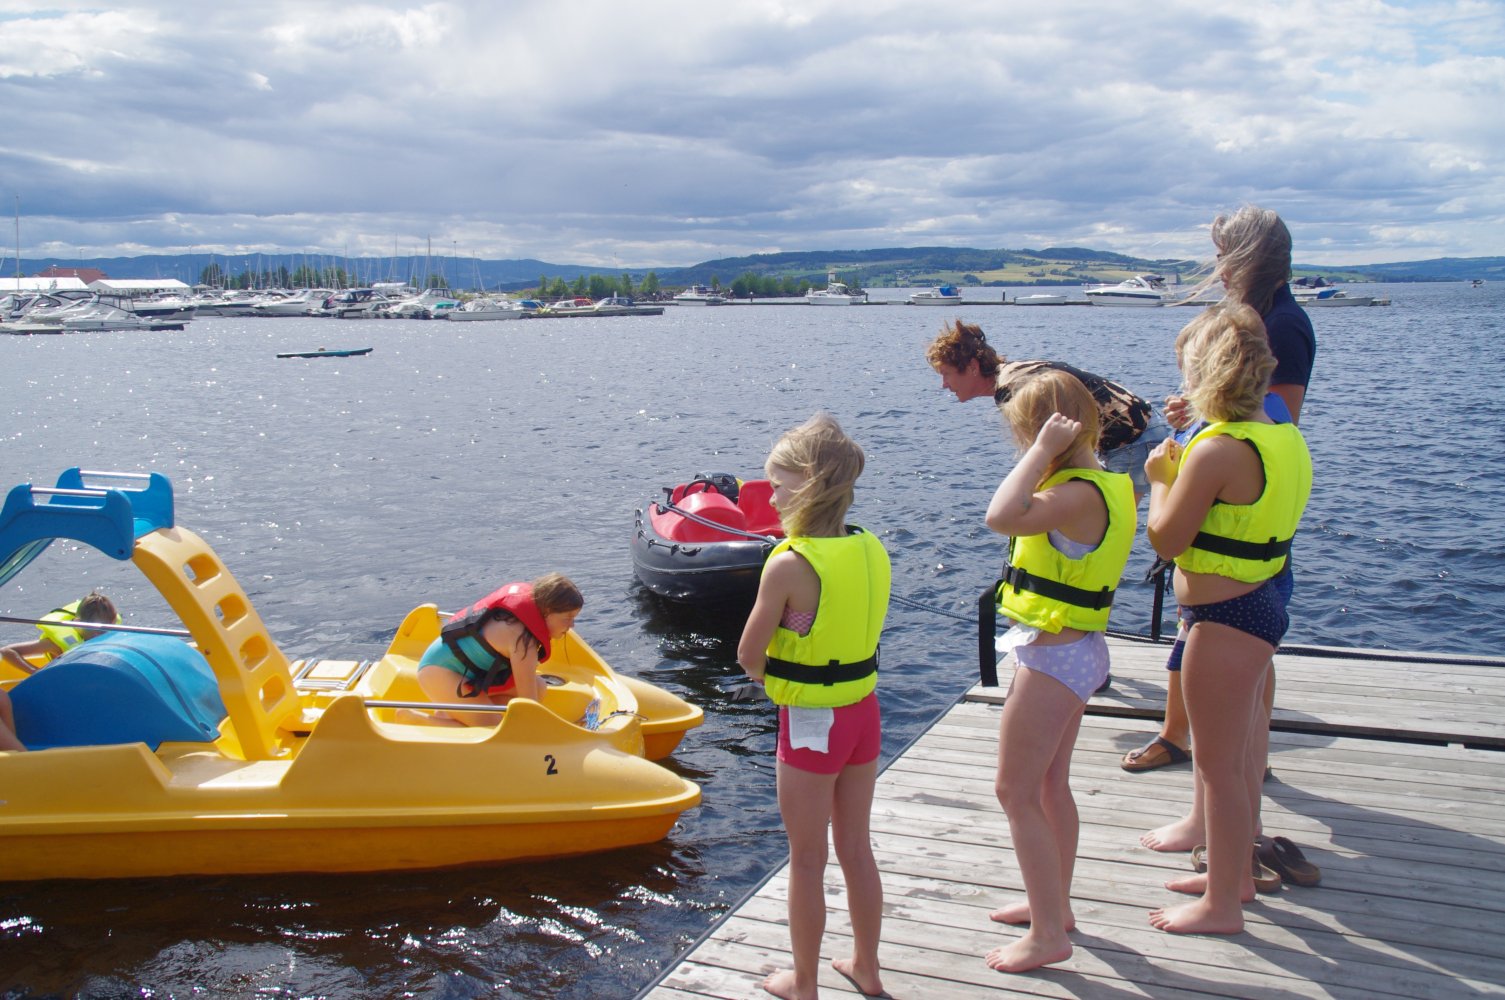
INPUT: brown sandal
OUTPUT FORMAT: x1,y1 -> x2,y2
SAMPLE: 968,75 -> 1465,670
1190,844 -> 1283,894
1121,736 -> 1191,772
1256,835 -> 1322,887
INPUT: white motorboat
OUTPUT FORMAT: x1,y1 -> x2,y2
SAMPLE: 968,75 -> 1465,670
59,303 -> 153,332
1291,284 -> 1374,307
446,297 -> 526,321
306,289 -> 394,319
806,271 -> 867,305
189,290 -> 261,316
672,285 -> 727,306
1013,293 -> 1070,306
100,294 -> 197,324
909,284 -> 963,306
1083,274 -> 1171,307
251,289 -> 335,317
377,289 -> 460,319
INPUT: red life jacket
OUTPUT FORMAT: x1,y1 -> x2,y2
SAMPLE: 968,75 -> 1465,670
439,582 -> 552,697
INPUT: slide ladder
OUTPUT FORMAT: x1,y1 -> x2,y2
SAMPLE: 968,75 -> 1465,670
0,469 -> 302,760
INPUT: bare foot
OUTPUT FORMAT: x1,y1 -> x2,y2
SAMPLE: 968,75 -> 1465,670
988,899 -> 1077,932
1164,872 -> 1254,902
761,968 -> 814,1000
1148,898 -> 1245,935
1140,816 -> 1202,852
985,930 -> 1073,973
832,957 -> 884,996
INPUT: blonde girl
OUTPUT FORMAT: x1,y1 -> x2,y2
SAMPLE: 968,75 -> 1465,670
983,370 -> 1137,972
738,413 -> 891,1000
1143,304 -> 1312,934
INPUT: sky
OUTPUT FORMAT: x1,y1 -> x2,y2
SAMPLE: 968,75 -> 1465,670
2,1 -> 1502,269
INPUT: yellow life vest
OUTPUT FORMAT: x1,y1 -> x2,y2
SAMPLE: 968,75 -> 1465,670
35,599 -> 118,658
997,469 -> 1137,633
763,527 -> 890,709
1174,420 -> 1313,583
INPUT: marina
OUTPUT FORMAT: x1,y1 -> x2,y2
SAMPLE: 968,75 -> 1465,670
643,636 -> 1505,998
0,283 -> 1497,996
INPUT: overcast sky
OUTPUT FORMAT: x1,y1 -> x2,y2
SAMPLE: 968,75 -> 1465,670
2,1 -> 1501,268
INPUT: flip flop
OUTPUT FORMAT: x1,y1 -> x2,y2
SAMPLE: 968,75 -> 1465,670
1256,835 -> 1322,887
1191,844 -> 1283,894
1121,735 -> 1191,772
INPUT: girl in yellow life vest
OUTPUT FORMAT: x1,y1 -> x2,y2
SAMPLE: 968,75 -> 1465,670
738,412 -> 890,1000
1143,304 -> 1312,938
983,370 -> 1136,973
0,591 -> 119,677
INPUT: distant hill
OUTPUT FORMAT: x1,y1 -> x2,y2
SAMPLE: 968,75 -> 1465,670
6,248 -> 1501,291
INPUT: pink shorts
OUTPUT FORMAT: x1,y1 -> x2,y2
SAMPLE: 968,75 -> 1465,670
776,692 -> 881,774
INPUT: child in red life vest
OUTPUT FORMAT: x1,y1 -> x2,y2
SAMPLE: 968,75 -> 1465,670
415,574 -> 582,727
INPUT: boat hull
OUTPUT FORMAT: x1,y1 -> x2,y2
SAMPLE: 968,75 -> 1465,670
632,504 -> 773,604
0,474 -> 702,881
1084,293 -> 1164,307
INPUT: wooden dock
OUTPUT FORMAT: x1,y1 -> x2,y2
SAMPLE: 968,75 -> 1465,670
640,637 -> 1505,998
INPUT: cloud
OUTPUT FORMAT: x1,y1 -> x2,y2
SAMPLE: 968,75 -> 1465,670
1,0 -> 1501,266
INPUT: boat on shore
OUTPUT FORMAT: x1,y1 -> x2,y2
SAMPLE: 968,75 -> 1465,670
1083,274 -> 1172,307
632,473 -> 783,605
0,469 -> 702,880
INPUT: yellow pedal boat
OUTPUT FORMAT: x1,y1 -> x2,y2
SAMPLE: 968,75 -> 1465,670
0,470 -> 702,881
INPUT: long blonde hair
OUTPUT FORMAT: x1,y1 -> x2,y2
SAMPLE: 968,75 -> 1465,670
1180,204 -> 1293,315
1176,304 -> 1275,423
765,412 -> 865,538
1001,370 -> 1100,489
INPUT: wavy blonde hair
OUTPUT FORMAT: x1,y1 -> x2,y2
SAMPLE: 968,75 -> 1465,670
1001,369 -> 1100,489
765,412 -> 865,538
1179,204 -> 1292,315
1176,304 -> 1275,423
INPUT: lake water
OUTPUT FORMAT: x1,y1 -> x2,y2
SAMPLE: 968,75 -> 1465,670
3,282 -> 1502,996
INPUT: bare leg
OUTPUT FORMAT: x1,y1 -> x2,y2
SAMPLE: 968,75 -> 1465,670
1160,668 -> 1191,748
830,758 -> 885,997
1149,622 -> 1270,935
986,667 -> 1083,972
1140,766 -> 1206,853
764,762 -> 838,1000
990,695 -> 1083,933
0,690 -> 24,752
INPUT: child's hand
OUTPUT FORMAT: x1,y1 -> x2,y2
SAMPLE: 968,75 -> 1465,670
1145,437 -> 1180,485
1164,395 -> 1193,431
1034,412 -> 1081,455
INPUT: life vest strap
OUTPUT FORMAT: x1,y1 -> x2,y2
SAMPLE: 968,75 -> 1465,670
1189,531 -> 1291,563
440,624 -> 513,697
1000,564 -> 1115,611
764,651 -> 878,686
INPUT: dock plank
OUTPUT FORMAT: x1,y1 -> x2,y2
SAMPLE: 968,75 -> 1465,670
639,643 -> 1505,999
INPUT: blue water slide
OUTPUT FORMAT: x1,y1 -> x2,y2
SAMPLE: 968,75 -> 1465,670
9,631 -> 225,750
0,469 -> 175,589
